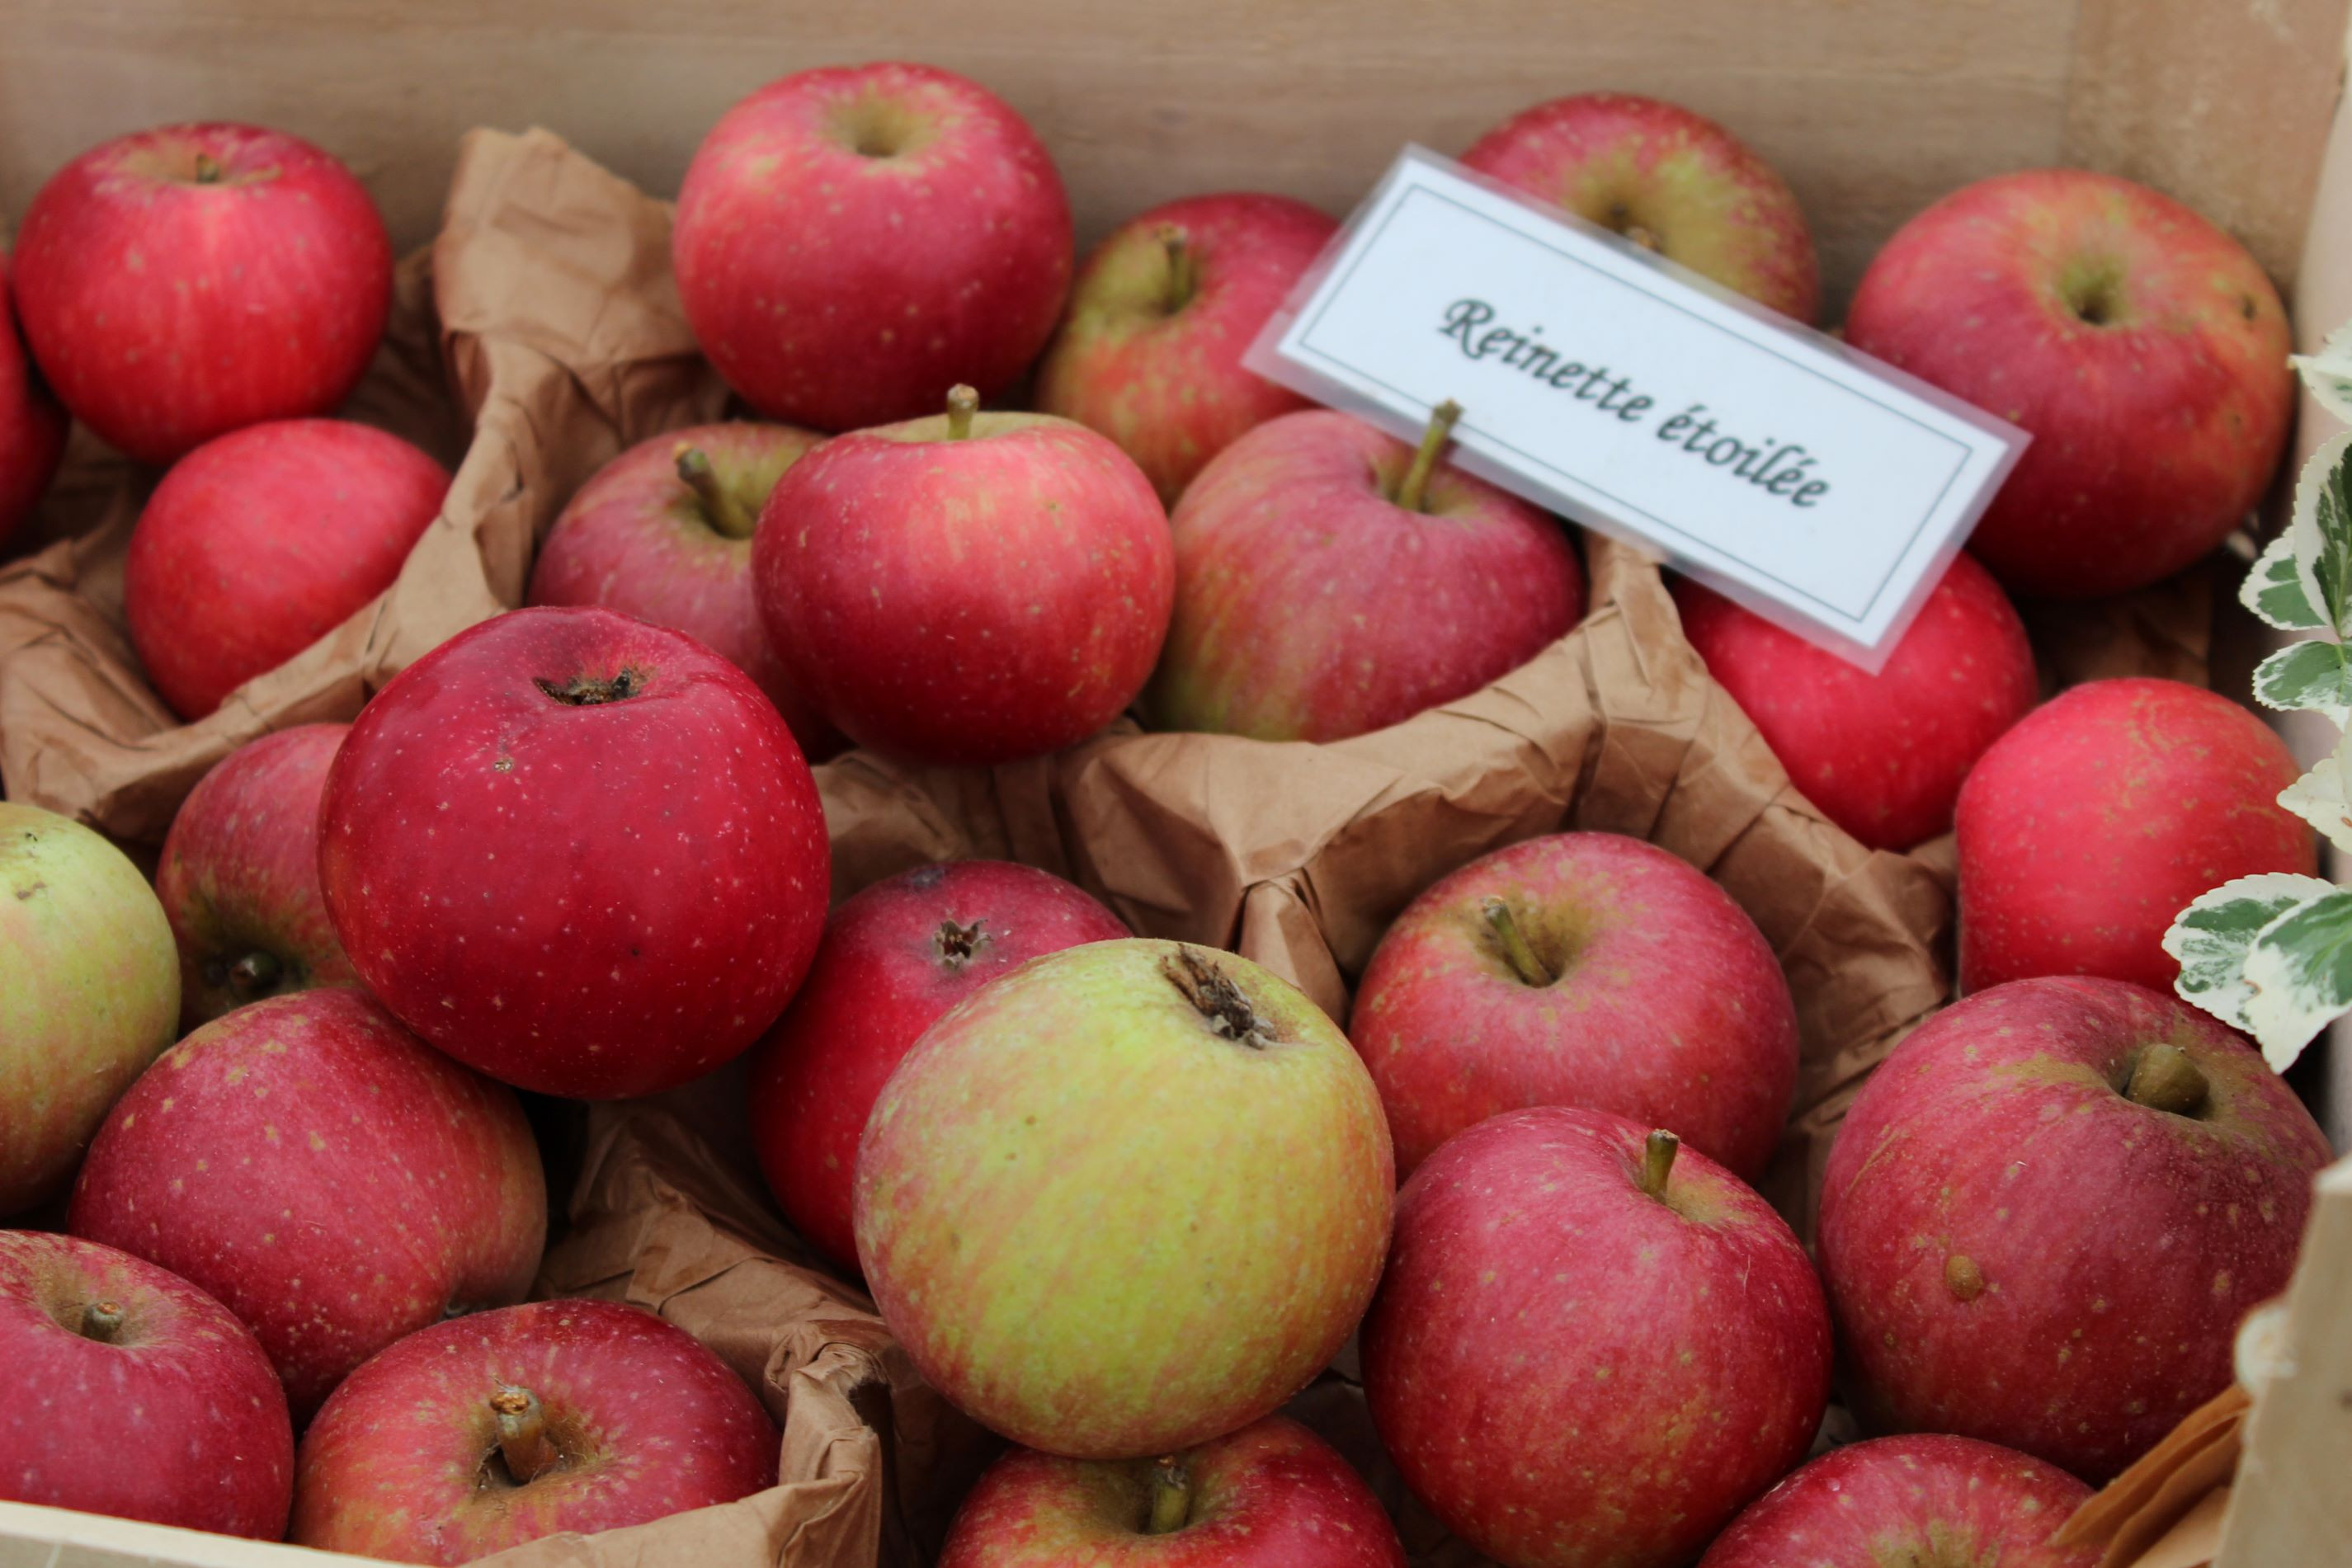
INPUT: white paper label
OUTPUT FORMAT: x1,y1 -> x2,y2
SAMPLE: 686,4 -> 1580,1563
1244,148 -> 2027,671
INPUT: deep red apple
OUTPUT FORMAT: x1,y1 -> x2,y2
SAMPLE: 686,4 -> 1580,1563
1461,92 -> 1819,320
526,420 -> 842,758
674,62 -> 1072,432
0,1231 -> 293,1537
0,250 -> 66,549
125,419 -> 450,719
750,859 -> 1127,1270
1147,407 -> 1584,742
1956,677 -> 2313,994
1673,553 -> 2039,851
1845,170 -> 2292,597
1698,1435 -> 2096,1568
755,387 -> 1172,766
1351,831 -> 1798,1180
1035,194 -> 1337,504
1819,977 -> 2332,1481
318,606 -> 830,1098
156,722 -> 358,1029
14,122 -> 394,465
292,1298 -> 778,1564
1361,1107 -> 1831,1568
940,1415 -> 1406,1568
68,988 -> 547,1420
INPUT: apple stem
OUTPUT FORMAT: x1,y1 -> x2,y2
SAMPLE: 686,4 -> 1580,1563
228,950 -> 282,1000
1394,400 -> 1464,514
1146,1455 -> 1191,1535
1622,224 -> 1661,252
192,153 -> 224,185
2125,1045 -> 2210,1117
1157,226 -> 1200,314
1161,946 -> 1279,1049
491,1387 -> 561,1485
945,384 -> 980,440
934,918 -> 987,971
674,445 -> 759,541
79,1301 -> 126,1344
1480,897 -> 1553,986
1637,1129 -> 1680,1200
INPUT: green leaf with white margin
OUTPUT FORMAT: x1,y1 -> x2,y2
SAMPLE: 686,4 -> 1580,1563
2278,728 -> 2352,853
2166,872 -> 2339,1035
2242,530 -> 2326,631
2241,888 -> 2352,1071
2288,429 -> 2352,638
2252,638 -> 2352,723
2291,318 -> 2352,423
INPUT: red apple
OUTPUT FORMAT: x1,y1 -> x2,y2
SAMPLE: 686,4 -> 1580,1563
1819,977 -> 2332,1481
750,859 -> 1128,1270
1461,92 -> 1819,321
0,250 -> 67,550
1673,553 -> 2039,851
14,123 -> 394,465
292,1298 -> 777,1564
673,62 -> 1072,433
1698,1435 -> 2096,1568
1352,831 -> 1798,1180
1147,407 -> 1584,742
755,388 -> 1172,766
0,1231 -> 293,1537
1035,194 -> 1337,504
526,420 -> 843,758
156,723 -> 358,1029
2,803 -> 180,1217
318,606 -> 830,1098
940,1415 -> 1406,1568
1844,170 -> 2292,597
68,988 -> 547,1420
856,939 -> 1393,1459
125,419 -> 450,719
1956,677 -> 2313,995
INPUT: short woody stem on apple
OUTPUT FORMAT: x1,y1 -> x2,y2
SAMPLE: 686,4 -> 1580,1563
945,384 -> 980,441
674,445 -> 759,540
192,152 -> 224,185
2124,1044 -> 2210,1117
228,950 -> 282,1000
1157,225 -> 1200,314
1637,1129 -> 1680,1200
1480,897 -> 1553,986
1161,946 -> 1278,1049
491,1386 -> 562,1485
79,1301 -> 126,1344
1394,400 -> 1464,514
1146,1455 -> 1191,1535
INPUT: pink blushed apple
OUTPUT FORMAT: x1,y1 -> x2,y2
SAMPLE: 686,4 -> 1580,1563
1352,831 -> 1798,1180
674,62 -> 1072,433
749,859 -> 1128,1270
526,420 -> 842,759
1844,170 -> 2291,597
68,988 -> 547,1420
14,122 -> 394,465
125,419 -> 450,720
318,606 -> 831,1099
0,1231 -> 293,1538
1819,977 -> 2331,1481
1462,93 -> 1819,320
1361,1108 -> 1831,1568
1147,406 -> 1583,743
1035,194 -> 1337,504
293,1299 -> 777,1564
157,722 -> 358,1029
0,250 -> 66,549
940,1415 -> 1406,1568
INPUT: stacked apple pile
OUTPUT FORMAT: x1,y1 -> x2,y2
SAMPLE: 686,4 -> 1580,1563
0,58 -> 2335,1568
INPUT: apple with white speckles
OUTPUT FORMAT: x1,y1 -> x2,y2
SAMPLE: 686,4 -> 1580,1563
0,1230 -> 294,1537
318,605 -> 832,1098
291,1298 -> 777,1563
67,988 -> 546,1421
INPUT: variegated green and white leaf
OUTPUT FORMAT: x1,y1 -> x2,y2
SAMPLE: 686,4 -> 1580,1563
2288,430 -> 2352,639
2241,888 -> 2352,1071
2278,729 -> 2352,852
2241,529 -> 2326,631
2166,873 -> 2339,1034
2252,638 -> 2352,723
2291,318 -> 2352,422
